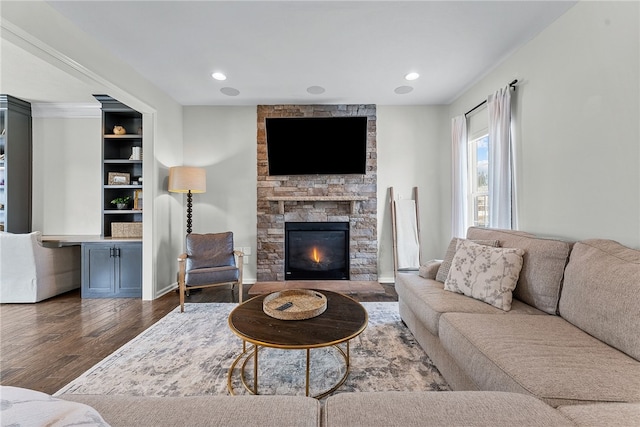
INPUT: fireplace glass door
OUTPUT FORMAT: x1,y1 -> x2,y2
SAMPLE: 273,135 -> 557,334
285,222 -> 349,280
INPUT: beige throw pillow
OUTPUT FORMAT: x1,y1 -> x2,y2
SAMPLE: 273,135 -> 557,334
418,259 -> 442,279
435,238 -> 500,283
444,239 -> 525,311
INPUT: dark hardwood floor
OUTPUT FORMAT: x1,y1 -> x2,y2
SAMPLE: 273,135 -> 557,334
0,283 -> 397,395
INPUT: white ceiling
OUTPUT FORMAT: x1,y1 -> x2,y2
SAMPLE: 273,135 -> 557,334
24,1 -> 577,106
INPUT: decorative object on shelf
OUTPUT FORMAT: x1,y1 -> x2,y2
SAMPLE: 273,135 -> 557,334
263,289 -> 327,320
113,125 -> 126,135
111,196 -> 131,210
168,166 -> 206,234
111,222 -> 142,238
129,146 -> 142,160
108,172 -> 130,185
133,190 -> 143,210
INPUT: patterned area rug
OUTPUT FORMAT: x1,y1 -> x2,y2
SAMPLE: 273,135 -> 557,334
54,302 -> 449,399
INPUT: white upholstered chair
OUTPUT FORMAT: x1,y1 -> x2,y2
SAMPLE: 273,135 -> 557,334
0,231 -> 81,303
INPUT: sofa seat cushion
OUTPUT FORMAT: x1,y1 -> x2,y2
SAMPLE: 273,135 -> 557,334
559,239 -> 640,361
185,265 -> 239,287
466,227 -> 572,314
323,391 -> 573,427
557,402 -> 640,426
395,273 -> 545,336
62,394 -> 320,427
439,313 -> 640,407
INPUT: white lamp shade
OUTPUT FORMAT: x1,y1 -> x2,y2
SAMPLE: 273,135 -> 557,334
168,166 -> 206,193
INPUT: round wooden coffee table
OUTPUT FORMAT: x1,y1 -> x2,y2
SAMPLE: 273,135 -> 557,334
227,289 -> 368,399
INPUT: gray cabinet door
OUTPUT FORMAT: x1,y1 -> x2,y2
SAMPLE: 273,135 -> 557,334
82,242 -> 142,298
116,243 -> 142,297
82,243 -> 115,297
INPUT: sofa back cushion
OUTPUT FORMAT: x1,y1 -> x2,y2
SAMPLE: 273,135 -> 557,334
559,239 -> 640,361
466,227 -> 572,314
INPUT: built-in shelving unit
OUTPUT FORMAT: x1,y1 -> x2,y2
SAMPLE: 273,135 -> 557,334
80,95 -> 143,298
0,95 -> 32,233
94,95 -> 143,238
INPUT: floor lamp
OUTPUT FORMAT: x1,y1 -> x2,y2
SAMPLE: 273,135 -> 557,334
168,166 -> 207,234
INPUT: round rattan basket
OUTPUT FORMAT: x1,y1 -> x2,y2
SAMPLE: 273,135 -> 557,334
263,289 -> 327,320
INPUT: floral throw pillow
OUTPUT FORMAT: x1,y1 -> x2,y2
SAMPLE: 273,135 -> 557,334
444,239 -> 525,311
435,238 -> 500,283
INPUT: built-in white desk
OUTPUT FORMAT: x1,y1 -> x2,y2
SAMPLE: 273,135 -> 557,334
41,235 -> 141,247
41,235 -> 142,298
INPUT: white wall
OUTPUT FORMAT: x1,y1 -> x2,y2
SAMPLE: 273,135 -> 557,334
447,1 -> 639,248
376,106 -> 448,281
32,116 -> 102,234
182,106 -> 258,282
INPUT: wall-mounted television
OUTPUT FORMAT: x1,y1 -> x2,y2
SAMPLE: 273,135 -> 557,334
266,116 -> 368,175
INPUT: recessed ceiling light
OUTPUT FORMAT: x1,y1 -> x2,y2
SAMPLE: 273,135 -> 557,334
220,87 -> 240,96
306,86 -> 326,95
211,72 -> 227,81
405,72 -> 420,81
394,86 -> 414,95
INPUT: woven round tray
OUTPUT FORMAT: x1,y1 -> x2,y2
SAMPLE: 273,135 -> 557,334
263,289 -> 328,320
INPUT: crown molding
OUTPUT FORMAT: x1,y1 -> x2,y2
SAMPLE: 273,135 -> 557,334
31,102 -> 101,119
1,18 -> 154,114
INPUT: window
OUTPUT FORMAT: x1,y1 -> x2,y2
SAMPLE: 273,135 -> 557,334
453,85 -> 513,236
468,135 -> 489,227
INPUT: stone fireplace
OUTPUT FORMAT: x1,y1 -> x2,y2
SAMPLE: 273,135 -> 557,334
256,104 -> 377,282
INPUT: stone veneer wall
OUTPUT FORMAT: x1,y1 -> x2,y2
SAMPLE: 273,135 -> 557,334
256,104 -> 377,282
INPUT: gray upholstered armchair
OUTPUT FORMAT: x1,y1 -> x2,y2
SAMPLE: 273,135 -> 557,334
177,231 -> 244,312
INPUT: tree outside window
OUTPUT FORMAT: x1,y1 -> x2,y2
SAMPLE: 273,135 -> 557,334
468,135 -> 489,227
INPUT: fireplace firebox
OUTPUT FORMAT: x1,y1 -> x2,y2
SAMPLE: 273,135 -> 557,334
284,222 -> 350,280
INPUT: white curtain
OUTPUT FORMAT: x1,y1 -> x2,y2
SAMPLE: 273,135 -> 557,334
487,86 -> 513,229
451,115 -> 468,238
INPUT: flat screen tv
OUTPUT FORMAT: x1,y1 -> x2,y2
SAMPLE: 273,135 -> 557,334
266,116 -> 367,175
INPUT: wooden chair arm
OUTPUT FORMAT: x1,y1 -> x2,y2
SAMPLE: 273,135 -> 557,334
177,253 -> 187,262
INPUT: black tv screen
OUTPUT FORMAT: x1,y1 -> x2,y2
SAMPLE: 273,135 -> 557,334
266,116 -> 367,175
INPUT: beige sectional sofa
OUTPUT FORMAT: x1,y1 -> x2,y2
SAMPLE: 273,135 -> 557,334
395,228 -> 640,409
5,386 -> 625,426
